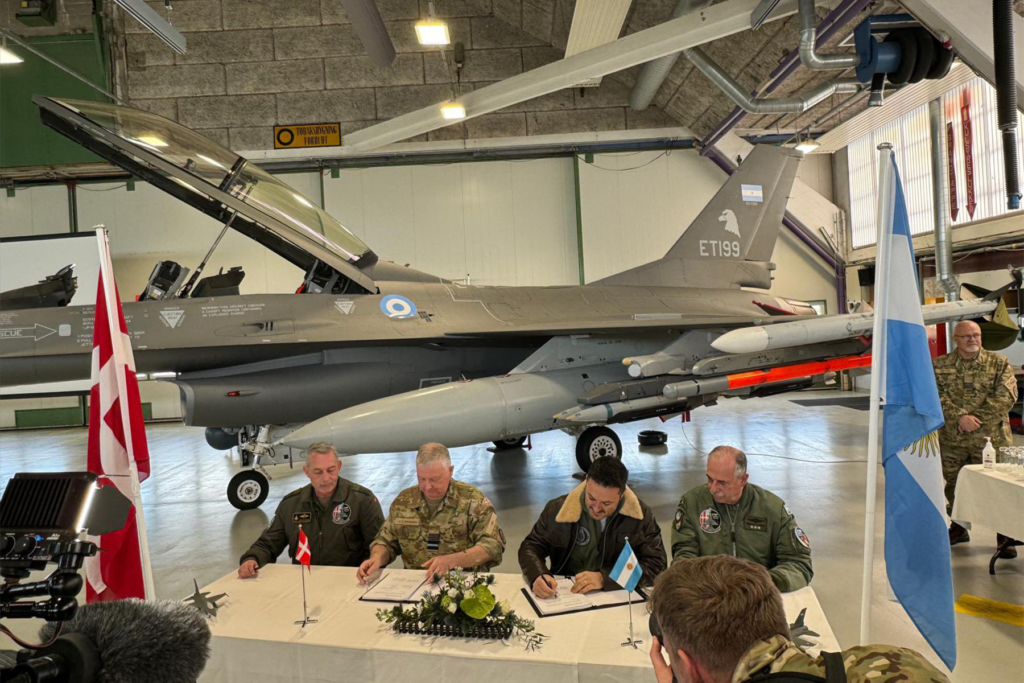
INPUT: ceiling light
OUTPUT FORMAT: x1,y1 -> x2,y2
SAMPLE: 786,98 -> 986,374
795,140 -> 820,154
0,37 -> 23,64
441,102 -> 466,120
415,18 -> 450,46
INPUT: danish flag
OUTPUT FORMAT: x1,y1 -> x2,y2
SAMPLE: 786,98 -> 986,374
296,527 -> 312,568
84,230 -> 154,602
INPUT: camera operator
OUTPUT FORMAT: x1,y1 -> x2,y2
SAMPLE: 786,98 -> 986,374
648,556 -> 949,683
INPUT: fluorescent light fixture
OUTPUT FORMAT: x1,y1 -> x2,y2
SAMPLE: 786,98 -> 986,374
113,0 -> 187,54
415,18 -> 450,45
441,102 -> 466,120
795,140 -> 821,154
0,41 -> 22,64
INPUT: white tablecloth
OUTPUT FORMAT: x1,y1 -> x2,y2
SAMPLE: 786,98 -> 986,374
197,566 -> 839,683
952,465 -> 1024,539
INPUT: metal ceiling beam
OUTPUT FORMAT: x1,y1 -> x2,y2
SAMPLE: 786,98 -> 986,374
342,0 -> 801,152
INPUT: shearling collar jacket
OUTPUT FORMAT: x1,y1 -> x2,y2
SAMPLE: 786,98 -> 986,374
518,481 -> 667,590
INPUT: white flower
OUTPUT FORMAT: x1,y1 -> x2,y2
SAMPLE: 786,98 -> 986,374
447,588 -> 459,598
447,601 -> 458,614
498,599 -> 512,614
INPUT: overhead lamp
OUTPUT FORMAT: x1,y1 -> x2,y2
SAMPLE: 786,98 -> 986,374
0,46 -> 23,65
415,18 -> 450,46
441,102 -> 466,120
795,140 -> 820,154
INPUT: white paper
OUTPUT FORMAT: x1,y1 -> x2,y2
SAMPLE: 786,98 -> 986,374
526,578 -> 641,616
360,570 -> 430,603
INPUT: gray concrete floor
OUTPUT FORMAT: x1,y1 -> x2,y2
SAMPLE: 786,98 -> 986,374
1,389 -> 1021,681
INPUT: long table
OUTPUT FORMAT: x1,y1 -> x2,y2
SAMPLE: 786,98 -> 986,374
952,464 -> 1024,573
198,565 -> 840,683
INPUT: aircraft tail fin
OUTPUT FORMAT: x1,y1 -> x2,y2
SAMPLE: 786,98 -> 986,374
665,145 -> 801,264
593,145 -> 801,290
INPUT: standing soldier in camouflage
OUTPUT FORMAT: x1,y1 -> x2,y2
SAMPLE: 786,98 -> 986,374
935,320 -> 1018,554
356,443 -> 505,583
671,446 -> 812,592
238,442 -> 384,577
649,555 -> 951,683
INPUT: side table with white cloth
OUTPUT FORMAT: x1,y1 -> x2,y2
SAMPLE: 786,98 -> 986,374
196,565 -> 840,683
951,464 -> 1024,574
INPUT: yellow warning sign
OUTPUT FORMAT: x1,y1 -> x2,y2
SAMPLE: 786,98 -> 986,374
273,123 -> 341,150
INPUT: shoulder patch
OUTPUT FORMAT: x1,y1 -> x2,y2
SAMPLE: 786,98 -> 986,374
795,527 -> 810,549
673,508 -> 684,531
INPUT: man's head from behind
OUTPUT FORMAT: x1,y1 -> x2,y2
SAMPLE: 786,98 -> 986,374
416,443 -> 454,501
706,446 -> 748,505
651,556 -> 788,683
303,442 -> 340,499
584,457 -> 628,521
952,320 -> 982,359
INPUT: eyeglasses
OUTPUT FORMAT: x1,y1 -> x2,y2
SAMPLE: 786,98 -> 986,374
954,334 -> 982,339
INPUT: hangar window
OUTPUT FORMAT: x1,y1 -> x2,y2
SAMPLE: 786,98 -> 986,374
847,76 -> 1024,249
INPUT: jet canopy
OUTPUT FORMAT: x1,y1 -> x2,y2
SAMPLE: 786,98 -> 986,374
34,97 -> 377,293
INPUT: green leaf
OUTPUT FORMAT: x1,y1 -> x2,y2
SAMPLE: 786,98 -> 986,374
459,584 -> 496,620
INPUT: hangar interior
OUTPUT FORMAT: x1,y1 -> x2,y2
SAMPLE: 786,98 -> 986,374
0,1 -> 1022,682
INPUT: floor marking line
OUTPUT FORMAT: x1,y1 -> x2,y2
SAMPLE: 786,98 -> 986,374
955,594 -> 1024,627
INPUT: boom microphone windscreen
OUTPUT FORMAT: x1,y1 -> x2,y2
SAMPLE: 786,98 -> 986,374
38,599 -> 211,683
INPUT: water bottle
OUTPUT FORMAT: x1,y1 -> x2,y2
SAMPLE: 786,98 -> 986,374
982,437 -> 995,470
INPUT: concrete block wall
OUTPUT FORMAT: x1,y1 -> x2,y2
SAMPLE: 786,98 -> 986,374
116,0 -> 678,151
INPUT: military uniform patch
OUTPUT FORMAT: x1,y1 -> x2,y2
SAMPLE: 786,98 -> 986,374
292,512 -> 312,524
332,503 -> 351,525
426,531 -> 441,552
576,526 -> 592,546
795,527 -> 810,548
699,508 -> 722,534
673,509 -> 684,531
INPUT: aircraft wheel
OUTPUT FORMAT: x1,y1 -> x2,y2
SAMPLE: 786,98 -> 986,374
575,427 -> 622,472
227,470 -> 269,511
492,436 -> 527,450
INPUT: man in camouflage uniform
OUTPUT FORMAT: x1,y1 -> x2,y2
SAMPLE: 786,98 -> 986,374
356,443 -> 505,582
649,556 -> 950,683
671,446 -> 812,592
934,320 -> 1018,553
238,442 -> 383,577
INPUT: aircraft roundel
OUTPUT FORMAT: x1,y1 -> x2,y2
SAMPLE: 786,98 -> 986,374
380,294 -> 418,319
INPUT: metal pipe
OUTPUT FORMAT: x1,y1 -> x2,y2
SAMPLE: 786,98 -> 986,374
629,0 -> 714,111
928,99 -> 958,305
798,0 -> 860,70
701,0 -> 872,153
685,47 -> 862,114
992,0 -> 1022,209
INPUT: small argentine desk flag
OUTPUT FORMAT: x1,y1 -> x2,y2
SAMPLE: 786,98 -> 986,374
613,538 -> 644,649
611,539 -> 643,593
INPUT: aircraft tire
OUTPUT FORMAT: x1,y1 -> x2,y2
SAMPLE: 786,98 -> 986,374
492,436 -> 527,450
227,470 -> 269,510
205,427 -> 238,451
575,427 -> 622,472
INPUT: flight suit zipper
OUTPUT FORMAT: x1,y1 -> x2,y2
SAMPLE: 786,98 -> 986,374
724,505 -> 736,557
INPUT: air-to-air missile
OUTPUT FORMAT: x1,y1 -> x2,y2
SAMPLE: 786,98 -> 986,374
711,299 -> 998,355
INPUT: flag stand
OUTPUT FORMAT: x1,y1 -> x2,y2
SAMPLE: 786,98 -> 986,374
294,524 -> 317,628
619,535 -> 642,649
620,588 -> 641,649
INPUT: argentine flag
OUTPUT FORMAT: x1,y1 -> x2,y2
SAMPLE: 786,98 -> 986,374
878,157 -> 956,669
611,539 -> 643,593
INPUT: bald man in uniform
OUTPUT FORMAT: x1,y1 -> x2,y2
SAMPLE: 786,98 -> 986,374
934,320 -> 1018,555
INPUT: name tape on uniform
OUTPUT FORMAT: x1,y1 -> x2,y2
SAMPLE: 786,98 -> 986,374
274,123 -> 341,150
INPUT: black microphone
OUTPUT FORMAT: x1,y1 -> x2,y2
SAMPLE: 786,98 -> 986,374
24,599 -> 211,683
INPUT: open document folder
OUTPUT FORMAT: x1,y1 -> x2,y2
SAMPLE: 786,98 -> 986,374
358,570 -> 438,604
521,577 -> 646,618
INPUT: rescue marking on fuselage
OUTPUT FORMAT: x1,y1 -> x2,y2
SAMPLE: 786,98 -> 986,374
0,323 -> 57,341
334,300 -> 354,315
160,309 -> 185,329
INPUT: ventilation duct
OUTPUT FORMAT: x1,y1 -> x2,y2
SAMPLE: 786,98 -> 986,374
797,0 -> 859,70
629,0 -> 713,111
340,0 -> 396,67
684,47 -> 862,114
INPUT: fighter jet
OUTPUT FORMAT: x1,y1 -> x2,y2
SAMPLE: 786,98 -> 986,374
0,97 -> 1005,510
788,607 -> 820,650
184,578 -> 227,618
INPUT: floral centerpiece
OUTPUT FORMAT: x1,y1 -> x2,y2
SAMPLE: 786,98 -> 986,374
375,569 -> 545,650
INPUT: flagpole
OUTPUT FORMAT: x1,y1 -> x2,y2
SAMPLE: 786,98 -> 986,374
859,143 -> 896,645
95,228 -> 157,601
